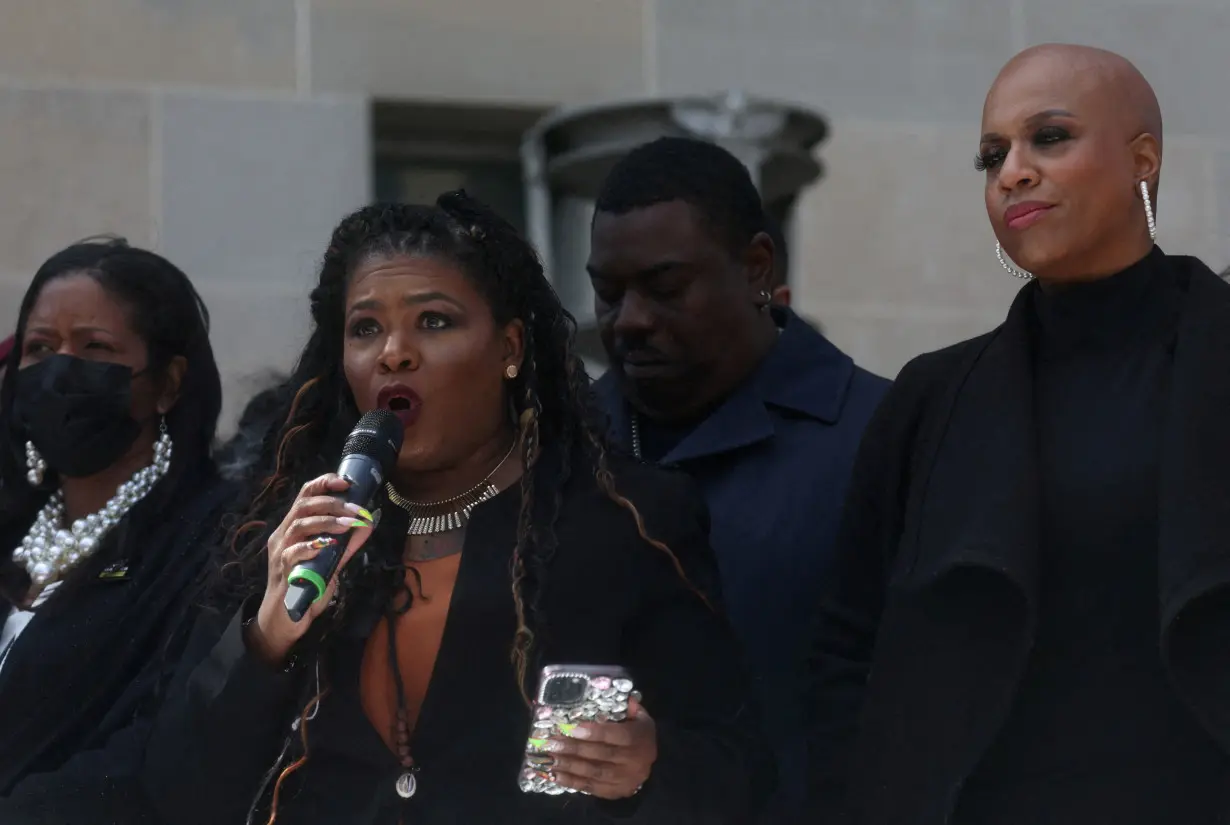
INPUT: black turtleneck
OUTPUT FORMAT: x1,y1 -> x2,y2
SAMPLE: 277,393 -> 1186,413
955,248 -> 1230,823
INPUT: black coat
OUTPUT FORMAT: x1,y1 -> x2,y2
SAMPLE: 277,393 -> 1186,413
595,309 -> 889,817
803,253 -> 1230,825
0,470 -> 235,825
143,455 -> 773,825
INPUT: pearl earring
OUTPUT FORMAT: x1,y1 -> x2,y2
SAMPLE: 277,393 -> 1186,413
25,441 -> 46,486
996,242 -> 1034,280
1141,180 -> 1157,242
154,417 -> 173,474
504,364 -> 519,380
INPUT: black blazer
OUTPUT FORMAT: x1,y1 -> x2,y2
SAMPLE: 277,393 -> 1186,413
143,455 -> 773,825
0,470 -> 235,825
802,253 -> 1230,825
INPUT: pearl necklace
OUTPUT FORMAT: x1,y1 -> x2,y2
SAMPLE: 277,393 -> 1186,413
13,432 -> 172,590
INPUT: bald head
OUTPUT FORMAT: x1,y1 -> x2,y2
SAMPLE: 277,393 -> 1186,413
990,44 -> 1162,151
980,44 -> 1164,282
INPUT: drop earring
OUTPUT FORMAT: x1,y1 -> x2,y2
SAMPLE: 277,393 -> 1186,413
25,441 -> 46,487
1141,180 -> 1157,242
996,242 -> 1034,281
153,417 -> 173,474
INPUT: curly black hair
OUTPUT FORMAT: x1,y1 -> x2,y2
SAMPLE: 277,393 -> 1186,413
219,192 -> 695,822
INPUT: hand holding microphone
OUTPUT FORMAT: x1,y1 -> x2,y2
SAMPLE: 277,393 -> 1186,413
248,411 -> 403,667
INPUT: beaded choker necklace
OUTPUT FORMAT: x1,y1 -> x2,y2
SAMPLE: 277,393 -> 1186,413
384,440 -> 516,535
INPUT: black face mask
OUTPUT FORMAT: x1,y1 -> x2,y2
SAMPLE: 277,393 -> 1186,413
14,354 -> 147,479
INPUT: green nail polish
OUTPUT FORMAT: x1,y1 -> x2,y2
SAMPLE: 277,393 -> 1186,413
351,519 -> 371,528
527,738 -> 547,749
357,508 -> 374,522
558,723 -> 577,737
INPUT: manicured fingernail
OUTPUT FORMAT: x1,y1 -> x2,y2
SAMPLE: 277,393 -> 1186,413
347,519 -> 372,529
542,739 -> 565,753
562,724 -> 590,739
309,537 -> 333,550
526,753 -> 556,769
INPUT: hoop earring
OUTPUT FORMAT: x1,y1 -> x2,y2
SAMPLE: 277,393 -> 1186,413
1140,180 -> 1157,242
996,242 -> 1034,281
25,441 -> 46,487
757,289 -> 772,311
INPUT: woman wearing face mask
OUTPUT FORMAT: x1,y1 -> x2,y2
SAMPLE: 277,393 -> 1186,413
142,194 -> 771,825
0,238 -> 232,823
802,45 -> 1230,825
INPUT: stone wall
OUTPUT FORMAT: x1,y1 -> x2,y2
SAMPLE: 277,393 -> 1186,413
650,0 -> 1230,377
1,0 -> 1226,426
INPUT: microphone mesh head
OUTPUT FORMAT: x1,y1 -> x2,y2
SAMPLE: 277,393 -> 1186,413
342,409 -> 404,472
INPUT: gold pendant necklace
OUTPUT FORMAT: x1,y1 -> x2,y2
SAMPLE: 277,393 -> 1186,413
384,440 -> 517,535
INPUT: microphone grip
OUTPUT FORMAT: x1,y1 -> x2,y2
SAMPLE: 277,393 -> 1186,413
285,582 -> 320,623
284,534 -> 345,622
283,452 -> 384,622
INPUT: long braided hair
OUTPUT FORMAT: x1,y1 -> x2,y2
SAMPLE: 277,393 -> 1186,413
219,192 -> 695,822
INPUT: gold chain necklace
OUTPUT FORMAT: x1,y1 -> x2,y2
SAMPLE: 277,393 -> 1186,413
384,440 -> 517,535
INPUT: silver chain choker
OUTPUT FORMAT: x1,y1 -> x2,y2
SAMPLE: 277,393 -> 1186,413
385,440 -> 516,536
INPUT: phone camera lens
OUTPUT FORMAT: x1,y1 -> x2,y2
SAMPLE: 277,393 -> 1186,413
542,676 -> 588,706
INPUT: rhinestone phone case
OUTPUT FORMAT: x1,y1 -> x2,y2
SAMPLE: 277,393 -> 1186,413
519,664 -> 637,795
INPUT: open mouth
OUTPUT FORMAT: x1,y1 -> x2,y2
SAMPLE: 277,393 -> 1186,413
376,385 -> 422,427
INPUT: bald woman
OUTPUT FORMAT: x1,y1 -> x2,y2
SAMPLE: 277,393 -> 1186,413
801,45 -> 1230,824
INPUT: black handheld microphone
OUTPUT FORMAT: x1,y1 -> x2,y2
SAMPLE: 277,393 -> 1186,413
284,409 -> 404,622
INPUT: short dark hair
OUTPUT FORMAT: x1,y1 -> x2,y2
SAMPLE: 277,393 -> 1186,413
764,215 -> 789,288
594,136 -> 766,254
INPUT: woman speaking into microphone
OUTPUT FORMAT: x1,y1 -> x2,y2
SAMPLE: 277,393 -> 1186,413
144,193 -> 772,825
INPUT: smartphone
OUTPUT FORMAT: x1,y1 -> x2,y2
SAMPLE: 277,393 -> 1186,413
519,664 -> 637,795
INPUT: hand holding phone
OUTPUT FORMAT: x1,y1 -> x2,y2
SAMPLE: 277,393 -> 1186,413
520,665 -> 657,800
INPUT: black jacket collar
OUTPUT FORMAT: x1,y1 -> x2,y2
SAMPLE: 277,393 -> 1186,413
596,309 -> 857,464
